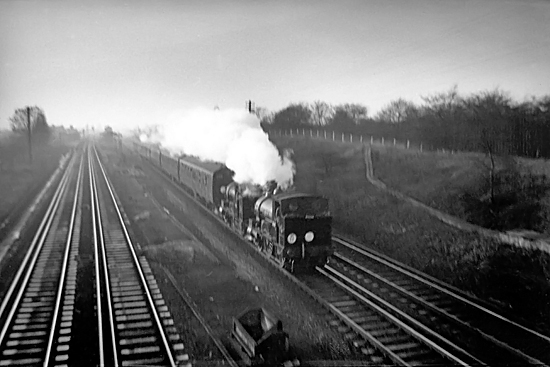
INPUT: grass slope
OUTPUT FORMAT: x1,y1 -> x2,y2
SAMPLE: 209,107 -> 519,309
272,136 -> 550,333
0,141 -> 72,222
372,144 -> 550,233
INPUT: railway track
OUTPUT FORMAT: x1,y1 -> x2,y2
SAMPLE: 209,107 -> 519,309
324,235 -> 550,366
89,145 -> 190,366
0,144 -> 207,366
0,150 -> 82,366
297,271 -> 476,366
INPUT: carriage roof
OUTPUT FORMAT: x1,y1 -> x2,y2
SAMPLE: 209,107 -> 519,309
179,155 -> 231,175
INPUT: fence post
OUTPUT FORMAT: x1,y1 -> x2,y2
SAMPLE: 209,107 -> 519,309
290,129 -> 293,137
381,137 -> 385,145
341,133 -> 344,142
332,131 -> 335,141
324,131 -> 327,139
420,143 -> 423,152
310,129 -> 312,137
370,136 -> 374,144
350,134 -> 353,143
360,135 -> 363,143
393,138 -> 396,146
407,140 -> 410,149
302,128 -> 305,136
317,130 -> 319,138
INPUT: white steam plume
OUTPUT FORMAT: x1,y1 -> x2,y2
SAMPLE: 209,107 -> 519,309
140,107 -> 295,187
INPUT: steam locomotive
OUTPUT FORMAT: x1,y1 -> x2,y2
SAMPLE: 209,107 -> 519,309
133,141 -> 332,271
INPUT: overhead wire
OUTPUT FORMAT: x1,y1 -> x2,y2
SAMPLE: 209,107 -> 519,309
370,39 -> 550,107
360,8 -> 546,109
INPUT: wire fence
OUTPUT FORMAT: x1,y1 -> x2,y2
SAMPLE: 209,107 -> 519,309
268,126 -> 541,159
267,128 -> 467,155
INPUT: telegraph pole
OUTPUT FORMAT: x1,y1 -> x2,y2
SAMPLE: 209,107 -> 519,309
27,106 -> 33,164
245,100 -> 254,114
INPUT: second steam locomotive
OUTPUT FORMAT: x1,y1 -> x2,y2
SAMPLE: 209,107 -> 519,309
133,142 -> 332,271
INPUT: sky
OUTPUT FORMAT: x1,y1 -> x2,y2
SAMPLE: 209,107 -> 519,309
0,0 -> 549,132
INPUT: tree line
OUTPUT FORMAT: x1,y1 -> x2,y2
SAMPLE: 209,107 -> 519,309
1,106 -> 79,166
259,86 -> 550,159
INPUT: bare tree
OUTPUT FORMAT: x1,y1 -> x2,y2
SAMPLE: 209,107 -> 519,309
421,85 -> 462,119
310,101 -> 333,126
464,89 -> 513,204
271,103 -> 312,128
327,106 -> 356,131
254,106 -> 273,125
9,106 -> 49,163
340,103 -> 368,123
375,98 -> 417,124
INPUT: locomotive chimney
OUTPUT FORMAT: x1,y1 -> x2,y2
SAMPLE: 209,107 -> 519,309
265,180 -> 277,196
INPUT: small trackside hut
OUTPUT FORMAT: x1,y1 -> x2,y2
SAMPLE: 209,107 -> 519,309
230,308 -> 299,366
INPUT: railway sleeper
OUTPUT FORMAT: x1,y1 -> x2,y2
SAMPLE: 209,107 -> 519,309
116,313 -> 151,322
325,296 -> 353,303
120,345 -> 161,355
6,339 -> 43,347
113,295 -> 146,303
332,300 -> 357,308
119,336 -> 157,345
115,307 -> 149,315
399,349 -> 435,363
351,315 -> 380,324
375,334 -> 413,345
386,342 -> 420,352
361,321 -> 392,331
0,357 -> 42,366
116,321 -> 153,330
120,356 -> 164,367
366,328 -> 401,338
338,305 -> 365,313
112,289 -> 147,297
119,329 -> 155,338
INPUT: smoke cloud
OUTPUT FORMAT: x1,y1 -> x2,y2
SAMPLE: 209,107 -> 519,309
140,107 -> 294,187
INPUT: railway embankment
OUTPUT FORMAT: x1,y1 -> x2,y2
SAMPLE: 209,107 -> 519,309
0,144 -> 74,266
364,145 -> 550,254
271,136 -> 550,334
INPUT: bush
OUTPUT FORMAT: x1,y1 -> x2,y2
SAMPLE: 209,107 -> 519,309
476,247 -> 550,325
462,168 -> 550,232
